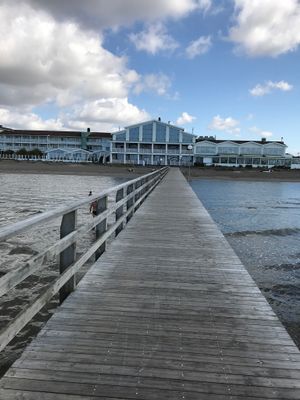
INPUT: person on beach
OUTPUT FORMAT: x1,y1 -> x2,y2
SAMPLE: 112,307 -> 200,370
89,190 -> 92,196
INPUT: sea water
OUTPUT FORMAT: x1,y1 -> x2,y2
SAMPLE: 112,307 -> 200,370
190,178 -> 300,348
0,173 -> 125,375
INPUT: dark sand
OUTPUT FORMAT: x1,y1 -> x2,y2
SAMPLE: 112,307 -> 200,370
181,166 -> 300,181
0,159 -> 157,178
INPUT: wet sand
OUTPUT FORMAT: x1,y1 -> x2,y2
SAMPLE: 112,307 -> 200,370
1,161 -> 300,181
0,160 -> 157,177
181,166 -> 300,181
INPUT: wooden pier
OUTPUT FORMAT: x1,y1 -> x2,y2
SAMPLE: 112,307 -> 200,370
1,168 -> 300,399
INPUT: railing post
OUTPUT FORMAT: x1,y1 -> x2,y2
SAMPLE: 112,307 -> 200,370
134,180 -> 141,211
126,183 -> 135,223
115,188 -> 124,236
59,210 -> 77,303
95,196 -> 107,260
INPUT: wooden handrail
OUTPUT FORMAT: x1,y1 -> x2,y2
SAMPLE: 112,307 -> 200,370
0,168 -> 167,242
0,167 -> 169,351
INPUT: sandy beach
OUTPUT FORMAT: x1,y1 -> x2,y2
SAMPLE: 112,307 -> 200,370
1,160 -> 300,181
0,159 -> 156,178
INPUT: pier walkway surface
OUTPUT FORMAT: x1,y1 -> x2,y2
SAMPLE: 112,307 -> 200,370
1,168 -> 300,399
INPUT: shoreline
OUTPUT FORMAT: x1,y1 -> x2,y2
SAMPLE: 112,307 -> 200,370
0,160 -> 156,178
181,166 -> 300,182
1,160 -> 300,181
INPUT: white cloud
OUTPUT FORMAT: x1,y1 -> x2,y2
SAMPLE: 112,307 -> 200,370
25,0 -> 211,29
134,73 -> 172,96
0,0 -> 212,131
176,112 -> 196,125
0,108 -> 64,130
250,126 -> 273,138
69,98 -> 149,130
186,36 -> 212,58
229,0 -> 300,57
0,3 -> 140,105
129,23 -> 179,55
250,80 -> 293,96
0,2 -> 151,130
208,115 -> 240,134
1,98 -> 150,132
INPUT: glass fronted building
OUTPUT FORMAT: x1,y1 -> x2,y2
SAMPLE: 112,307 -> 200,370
0,122 -> 293,167
111,119 -> 196,166
194,138 -> 291,168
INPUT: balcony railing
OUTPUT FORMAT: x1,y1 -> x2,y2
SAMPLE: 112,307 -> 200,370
126,148 -> 139,153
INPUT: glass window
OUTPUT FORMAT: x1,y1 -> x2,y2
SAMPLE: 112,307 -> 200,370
196,145 -> 216,154
169,127 -> 180,143
115,132 -> 126,141
220,157 -> 228,163
156,123 -> 166,142
263,147 -> 284,156
182,133 -> 193,143
129,127 -> 139,142
240,146 -> 261,155
218,146 -> 238,154
142,124 -> 153,142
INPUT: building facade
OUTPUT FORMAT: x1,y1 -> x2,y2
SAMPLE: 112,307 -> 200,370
0,126 -> 111,162
194,137 -> 291,168
111,120 -> 196,166
0,122 -> 294,167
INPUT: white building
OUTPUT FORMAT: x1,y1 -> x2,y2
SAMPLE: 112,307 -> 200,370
0,126 -> 111,162
111,119 -> 196,166
0,122 -> 294,167
194,137 -> 291,168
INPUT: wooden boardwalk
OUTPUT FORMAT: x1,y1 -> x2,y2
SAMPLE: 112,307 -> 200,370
1,168 -> 300,399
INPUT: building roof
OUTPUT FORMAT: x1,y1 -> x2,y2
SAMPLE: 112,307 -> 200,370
0,128 -> 111,139
113,119 -> 197,137
196,138 -> 286,146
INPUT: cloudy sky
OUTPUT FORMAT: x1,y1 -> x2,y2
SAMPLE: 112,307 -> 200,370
0,0 -> 300,153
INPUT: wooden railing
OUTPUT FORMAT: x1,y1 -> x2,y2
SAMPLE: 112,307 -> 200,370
0,167 -> 168,352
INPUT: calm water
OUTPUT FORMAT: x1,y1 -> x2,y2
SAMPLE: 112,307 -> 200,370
0,173 -> 126,375
190,179 -> 300,348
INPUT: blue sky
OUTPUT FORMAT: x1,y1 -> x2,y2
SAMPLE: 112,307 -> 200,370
0,0 -> 300,154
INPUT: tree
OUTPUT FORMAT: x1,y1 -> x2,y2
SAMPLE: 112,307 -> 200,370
16,148 -> 28,156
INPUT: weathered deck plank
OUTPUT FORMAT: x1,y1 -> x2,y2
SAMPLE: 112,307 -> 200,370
1,168 -> 300,399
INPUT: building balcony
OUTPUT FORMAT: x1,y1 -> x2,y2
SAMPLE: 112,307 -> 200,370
153,149 -> 166,154
181,149 -> 194,154
139,148 -> 152,153
126,148 -> 138,153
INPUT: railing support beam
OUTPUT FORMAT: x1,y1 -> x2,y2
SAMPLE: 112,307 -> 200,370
95,196 -> 107,260
115,188 -> 124,236
59,210 -> 77,303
